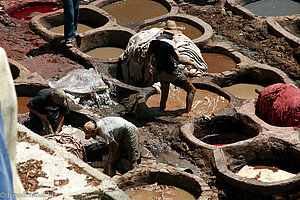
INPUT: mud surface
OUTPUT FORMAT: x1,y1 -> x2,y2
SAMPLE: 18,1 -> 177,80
1,0 -> 300,199
178,1 -> 299,86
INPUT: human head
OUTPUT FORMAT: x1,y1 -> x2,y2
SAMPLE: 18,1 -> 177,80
53,89 -> 67,107
83,121 -> 97,139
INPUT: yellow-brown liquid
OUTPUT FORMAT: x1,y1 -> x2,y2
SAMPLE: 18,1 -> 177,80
85,47 -> 124,59
125,184 -> 196,200
17,97 -> 32,114
50,23 -> 94,34
223,83 -> 265,99
102,0 -> 168,25
146,88 -> 229,119
202,53 -> 237,73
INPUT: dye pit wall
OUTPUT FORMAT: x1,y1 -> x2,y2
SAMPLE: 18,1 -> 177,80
137,14 -> 213,46
30,5 -> 112,42
114,163 -> 218,200
210,64 -> 295,100
180,114 -> 261,151
78,29 -> 134,62
91,0 -> 179,28
213,137 -> 300,196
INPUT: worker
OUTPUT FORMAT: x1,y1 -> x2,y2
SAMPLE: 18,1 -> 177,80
27,88 -> 69,136
83,117 -> 140,177
145,21 -> 202,113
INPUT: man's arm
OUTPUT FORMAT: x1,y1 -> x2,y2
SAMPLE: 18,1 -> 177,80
145,53 -> 154,74
26,103 -> 47,122
55,115 -> 65,134
178,55 -> 201,71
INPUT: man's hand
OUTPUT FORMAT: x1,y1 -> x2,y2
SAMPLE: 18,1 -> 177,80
148,65 -> 154,74
39,114 -> 48,122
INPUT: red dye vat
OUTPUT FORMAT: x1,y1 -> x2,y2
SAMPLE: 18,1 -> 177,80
9,5 -> 62,21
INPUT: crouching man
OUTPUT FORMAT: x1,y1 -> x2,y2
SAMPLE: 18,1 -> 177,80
83,117 -> 140,177
27,88 -> 69,136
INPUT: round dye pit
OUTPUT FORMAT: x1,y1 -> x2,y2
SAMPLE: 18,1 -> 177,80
278,20 -> 300,38
100,0 -> 169,27
214,137 -> 300,196
79,30 -> 133,61
188,115 -> 260,147
235,165 -> 296,183
30,7 -> 109,42
125,183 -> 195,200
115,164 -> 217,200
146,87 -> 229,119
243,0 -> 300,17
223,83 -> 265,99
202,53 -> 237,73
9,5 -> 62,22
140,20 -> 203,40
84,46 -> 124,59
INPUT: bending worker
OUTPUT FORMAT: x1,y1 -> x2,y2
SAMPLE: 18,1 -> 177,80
27,88 -> 69,136
145,30 -> 201,113
83,117 -> 140,177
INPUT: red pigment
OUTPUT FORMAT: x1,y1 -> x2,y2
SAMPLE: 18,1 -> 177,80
213,144 -> 225,146
9,5 -> 62,21
47,60 -> 58,63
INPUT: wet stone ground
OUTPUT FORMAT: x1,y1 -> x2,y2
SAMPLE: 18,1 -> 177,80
1,0 -> 300,199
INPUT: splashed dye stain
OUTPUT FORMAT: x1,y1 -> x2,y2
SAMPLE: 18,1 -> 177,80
146,88 -> 229,119
9,5 -> 62,21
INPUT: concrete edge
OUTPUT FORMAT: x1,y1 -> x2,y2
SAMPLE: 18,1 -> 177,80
16,123 -> 133,200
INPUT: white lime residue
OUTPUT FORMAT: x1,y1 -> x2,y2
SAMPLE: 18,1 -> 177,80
16,141 -> 96,198
236,165 -> 296,182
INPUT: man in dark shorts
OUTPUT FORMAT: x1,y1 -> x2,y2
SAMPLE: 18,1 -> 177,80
27,88 -> 70,136
145,34 -> 201,113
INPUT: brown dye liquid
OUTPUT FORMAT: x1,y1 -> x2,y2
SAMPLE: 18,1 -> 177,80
125,183 -> 195,200
223,83 -> 265,99
146,88 -> 229,119
17,97 -> 32,114
85,47 -> 124,59
102,0 -> 168,25
202,53 -> 236,73
140,21 -> 203,40
50,23 -> 94,34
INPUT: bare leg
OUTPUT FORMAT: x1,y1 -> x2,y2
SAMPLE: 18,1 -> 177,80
160,82 -> 170,111
185,84 -> 196,113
